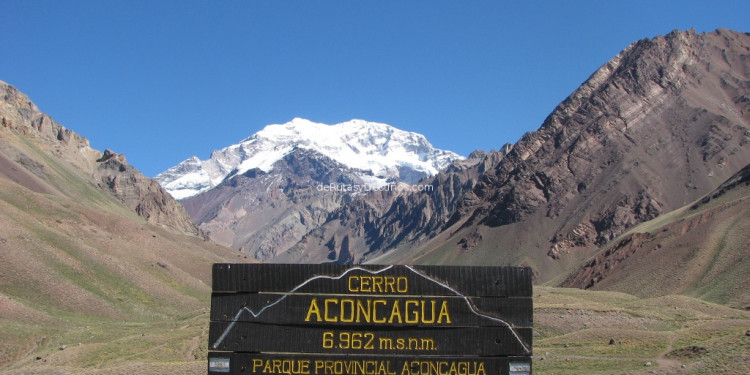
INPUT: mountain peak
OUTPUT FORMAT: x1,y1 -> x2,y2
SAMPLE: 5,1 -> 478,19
156,118 -> 463,199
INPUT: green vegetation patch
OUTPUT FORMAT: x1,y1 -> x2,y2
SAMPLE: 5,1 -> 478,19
532,356 -> 646,375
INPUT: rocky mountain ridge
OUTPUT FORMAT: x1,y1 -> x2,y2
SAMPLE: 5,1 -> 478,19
288,29 -> 750,284
0,80 -> 201,236
447,28 -> 750,269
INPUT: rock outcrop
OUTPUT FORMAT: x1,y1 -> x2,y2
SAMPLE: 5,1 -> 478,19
559,162 -> 750,307
0,80 -> 201,236
94,149 -> 202,236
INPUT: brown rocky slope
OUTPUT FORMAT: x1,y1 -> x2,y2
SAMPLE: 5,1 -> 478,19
0,80 -> 200,236
559,162 -> 750,308
284,147 -> 511,263
293,29 -> 750,285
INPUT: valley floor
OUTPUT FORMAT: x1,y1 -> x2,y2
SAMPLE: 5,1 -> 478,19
1,287 -> 748,375
534,287 -> 750,375
0,305 -> 211,375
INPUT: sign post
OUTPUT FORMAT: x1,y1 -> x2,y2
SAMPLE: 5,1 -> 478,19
208,264 -> 532,374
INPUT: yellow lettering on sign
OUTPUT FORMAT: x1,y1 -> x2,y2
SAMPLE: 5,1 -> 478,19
252,358 -> 263,372
312,359 -> 396,374
405,300 -> 419,324
388,300 -> 402,324
373,299 -> 387,323
400,360 -> 486,375
340,299 -> 355,323
397,277 -> 408,293
421,300 -> 435,324
304,298 -> 452,325
371,276 -> 383,292
437,301 -> 451,324
305,298 -> 321,322
385,277 -> 396,293
348,276 -> 409,293
356,299 -> 371,323
324,298 -> 338,322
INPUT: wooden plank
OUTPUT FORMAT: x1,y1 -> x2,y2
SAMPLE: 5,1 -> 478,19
208,352 -> 532,375
211,293 -> 533,327
212,264 -> 532,297
209,322 -> 532,356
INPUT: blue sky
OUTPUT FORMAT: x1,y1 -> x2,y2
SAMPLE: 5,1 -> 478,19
2,1 -> 748,177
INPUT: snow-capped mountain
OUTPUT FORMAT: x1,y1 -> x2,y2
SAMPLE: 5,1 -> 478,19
156,118 -> 463,199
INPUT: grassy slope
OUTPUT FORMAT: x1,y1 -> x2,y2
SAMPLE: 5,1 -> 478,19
0,174 -> 248,373
534,286 -> 750,375
0,133 -> 249,374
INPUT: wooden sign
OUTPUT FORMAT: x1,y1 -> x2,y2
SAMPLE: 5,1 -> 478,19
208,264 -> 532,375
